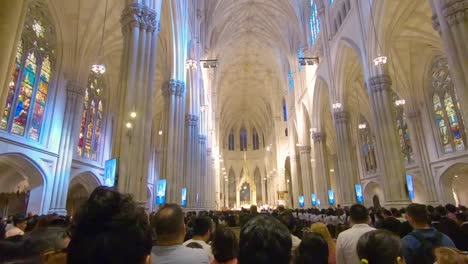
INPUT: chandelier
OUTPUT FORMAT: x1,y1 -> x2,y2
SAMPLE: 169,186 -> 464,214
373,55 -> 388,66
92,64 -> 106,74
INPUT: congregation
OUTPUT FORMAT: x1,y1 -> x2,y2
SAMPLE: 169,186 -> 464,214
1,186 -> 468,264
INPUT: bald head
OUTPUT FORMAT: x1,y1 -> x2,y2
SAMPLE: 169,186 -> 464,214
152,204 -> 185,245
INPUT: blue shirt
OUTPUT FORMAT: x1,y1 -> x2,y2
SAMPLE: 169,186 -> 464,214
401,228 -> 455,264
152,245 -> 210,264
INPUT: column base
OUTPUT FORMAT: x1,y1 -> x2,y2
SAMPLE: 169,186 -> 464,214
383,200 -> 411,209
48,208 -> 67,216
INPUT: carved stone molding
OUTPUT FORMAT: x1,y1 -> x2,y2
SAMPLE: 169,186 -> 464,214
199,135 -> 207,144
299,145 -> 312,155
163,79 -> 184,97
185,114 -> 199,127
289,155 -> 298,161
333,110 -> 349,123
121,3 -> 158,33
66,81 -> 86,97
432,14 -> 442,34
313,132 -> 326,143
443,0 -> 468,26
368,75 -> 392,94
176,81 -> 185,97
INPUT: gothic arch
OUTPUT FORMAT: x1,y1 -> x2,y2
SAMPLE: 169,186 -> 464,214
438,163 -> 468,205
362,181 -> 384,207
67,171 -> 100,215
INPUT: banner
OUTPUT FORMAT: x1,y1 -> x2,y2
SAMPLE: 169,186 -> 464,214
298,195 -> 305,207
355,184 -> 363,203
104,158 -> 118,187
181,187 -> 187,207
406,174 -> 415,200
311,193 -> 317,206
328,190 -> 335,205
156,179 -> 167,205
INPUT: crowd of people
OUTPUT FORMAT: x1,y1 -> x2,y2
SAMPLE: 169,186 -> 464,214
1,186 -> 468,264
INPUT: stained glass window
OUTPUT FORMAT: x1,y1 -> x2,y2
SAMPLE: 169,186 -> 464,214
1,4 -> 55,142
358,116 -> 377,172
228,129 -> 235,151
310,0 -> 321,44
431,57 -> 465,153
77,71 -> 105,161
288,70 -> 294,90
240,127 -> 247,151
252,128 -> 259,150
392,92 -> 413,164
283,98 -> 288,121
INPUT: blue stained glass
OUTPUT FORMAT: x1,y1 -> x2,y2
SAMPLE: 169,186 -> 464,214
288,70 -> 294,90
310,0 -> 320,44
282,98 -> 288,121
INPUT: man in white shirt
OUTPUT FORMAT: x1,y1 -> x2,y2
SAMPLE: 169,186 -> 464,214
183,216 -> 214,261
336,204 -> 375,264
5,215 -> 27,238
152,204 -> 209,264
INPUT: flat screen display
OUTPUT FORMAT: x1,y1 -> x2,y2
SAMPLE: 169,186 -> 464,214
317,198 -> 321,207
406,174 -> 415,200
156,179 -> 167,205
328,190 -> 335,205
311,193 -> 317,206
104,158 -> 118,187
355,184 -> 363,203
298,195 -> 305,207
181,187 -> 187,207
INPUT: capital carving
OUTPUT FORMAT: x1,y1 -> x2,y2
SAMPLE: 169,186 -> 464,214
368,74 -> 392,94
299,145 -> 312,154
289,155 -> 298,161
432,14 -> 442,34
185,114 -> 199,127
313,132 -> 326,143
66,81 -> 86,97
443,0 -> 468,26
199,135 -> 207,144
333,110 -> 349,123
121,3 -> 158,33
163,79 -> 184,97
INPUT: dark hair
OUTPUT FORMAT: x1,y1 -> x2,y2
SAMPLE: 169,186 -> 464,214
357,230 -> 402,264
152,203 -> 185,243
435,205 -> 447,216
239,215 -> 291,264
294,232 -> 328,264
406,203 -> 429,225
349,204 -> 369,223
390,208 -> 401,217
193,216 -> 213,237
13,214 -> 26,226
212,226 -> 238,262
445,204 -> 457,213
186,242 -> 203,249
279,212 -> 297,233
67,186 -> 152,264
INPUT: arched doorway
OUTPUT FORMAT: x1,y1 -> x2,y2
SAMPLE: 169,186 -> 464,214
0,153 -> 46,215
240,182 -> 250,205
363,181 -> 384,207
439,163 -> 468,205
67,172 -> 100,216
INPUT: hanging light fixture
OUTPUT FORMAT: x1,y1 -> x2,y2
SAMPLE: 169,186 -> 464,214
358,123 -> 367,129
395,99 -> 406,106
92,0 -> 109,74
332,102 -> 342,110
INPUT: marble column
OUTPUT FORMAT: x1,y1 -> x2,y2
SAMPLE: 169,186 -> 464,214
407,111 -> 439,204
368,75 -> 410,206
313,132 -> 331,207
184,113 -> 198,207
299,146 -> 314,207
289,154 -> 301,208
431,0 -> 468,119
161,80 -> 185,204
333,110 -> 359,206
198,135 -> 207,207
112,3 -> 158,203
48,81 -> 86,214
0,1 -> 28,108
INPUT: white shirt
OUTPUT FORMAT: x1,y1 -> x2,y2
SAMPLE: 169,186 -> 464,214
336,224 -> 375,264
183,239 -> 213,261
5,226 -> 24,238
291,235 -> 302,253
152,245 -> 209,264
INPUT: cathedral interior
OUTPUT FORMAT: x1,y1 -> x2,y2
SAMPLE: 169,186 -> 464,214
0,0 -> 467,215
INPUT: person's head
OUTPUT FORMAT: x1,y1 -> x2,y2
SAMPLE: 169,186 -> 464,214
67,186 -> 152,264
192,216 -> 213,242
445,204 -> 457,214
13,215 -> 27,231
406,203 -> 430,228
455,213 -> 467,226
357,230 -> 404,264
349,204 -> 369,225
277,205 -> 285,213
310,222 -> 334,245
279,212 -> 297,233
391,208 -> 402,218
152,204 -> 185,246
186,242 -> 203,249
294,232 -> 328,264
434,247 -> 468,264
382,208 -> 392,218
212,226 -> 238,263
435,205 -> 448,217
239,215 -> 291,264
250,205 -> 258,213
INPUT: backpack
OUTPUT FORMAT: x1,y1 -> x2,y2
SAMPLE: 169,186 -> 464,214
409,231 -> 443,264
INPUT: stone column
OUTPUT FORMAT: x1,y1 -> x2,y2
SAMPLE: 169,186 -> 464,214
368,75 -> 410,206
112,3 -> 158,203
184,113 -> 198,207
333,110 -> 359,206
48,81 -> 86,214
431,0 -> 468,118
198,135 -> 207,207
299,146 -> 314,207
289,154 -> 301,208
313,132 -> 331,207
161,80 -> 185,204
0,1 -> 28,108
407,111 -> 439,204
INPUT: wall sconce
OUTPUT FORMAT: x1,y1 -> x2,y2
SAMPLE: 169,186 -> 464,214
395,99 -> 406,106
358,123 -> 367,129
332,102 -> 342,110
